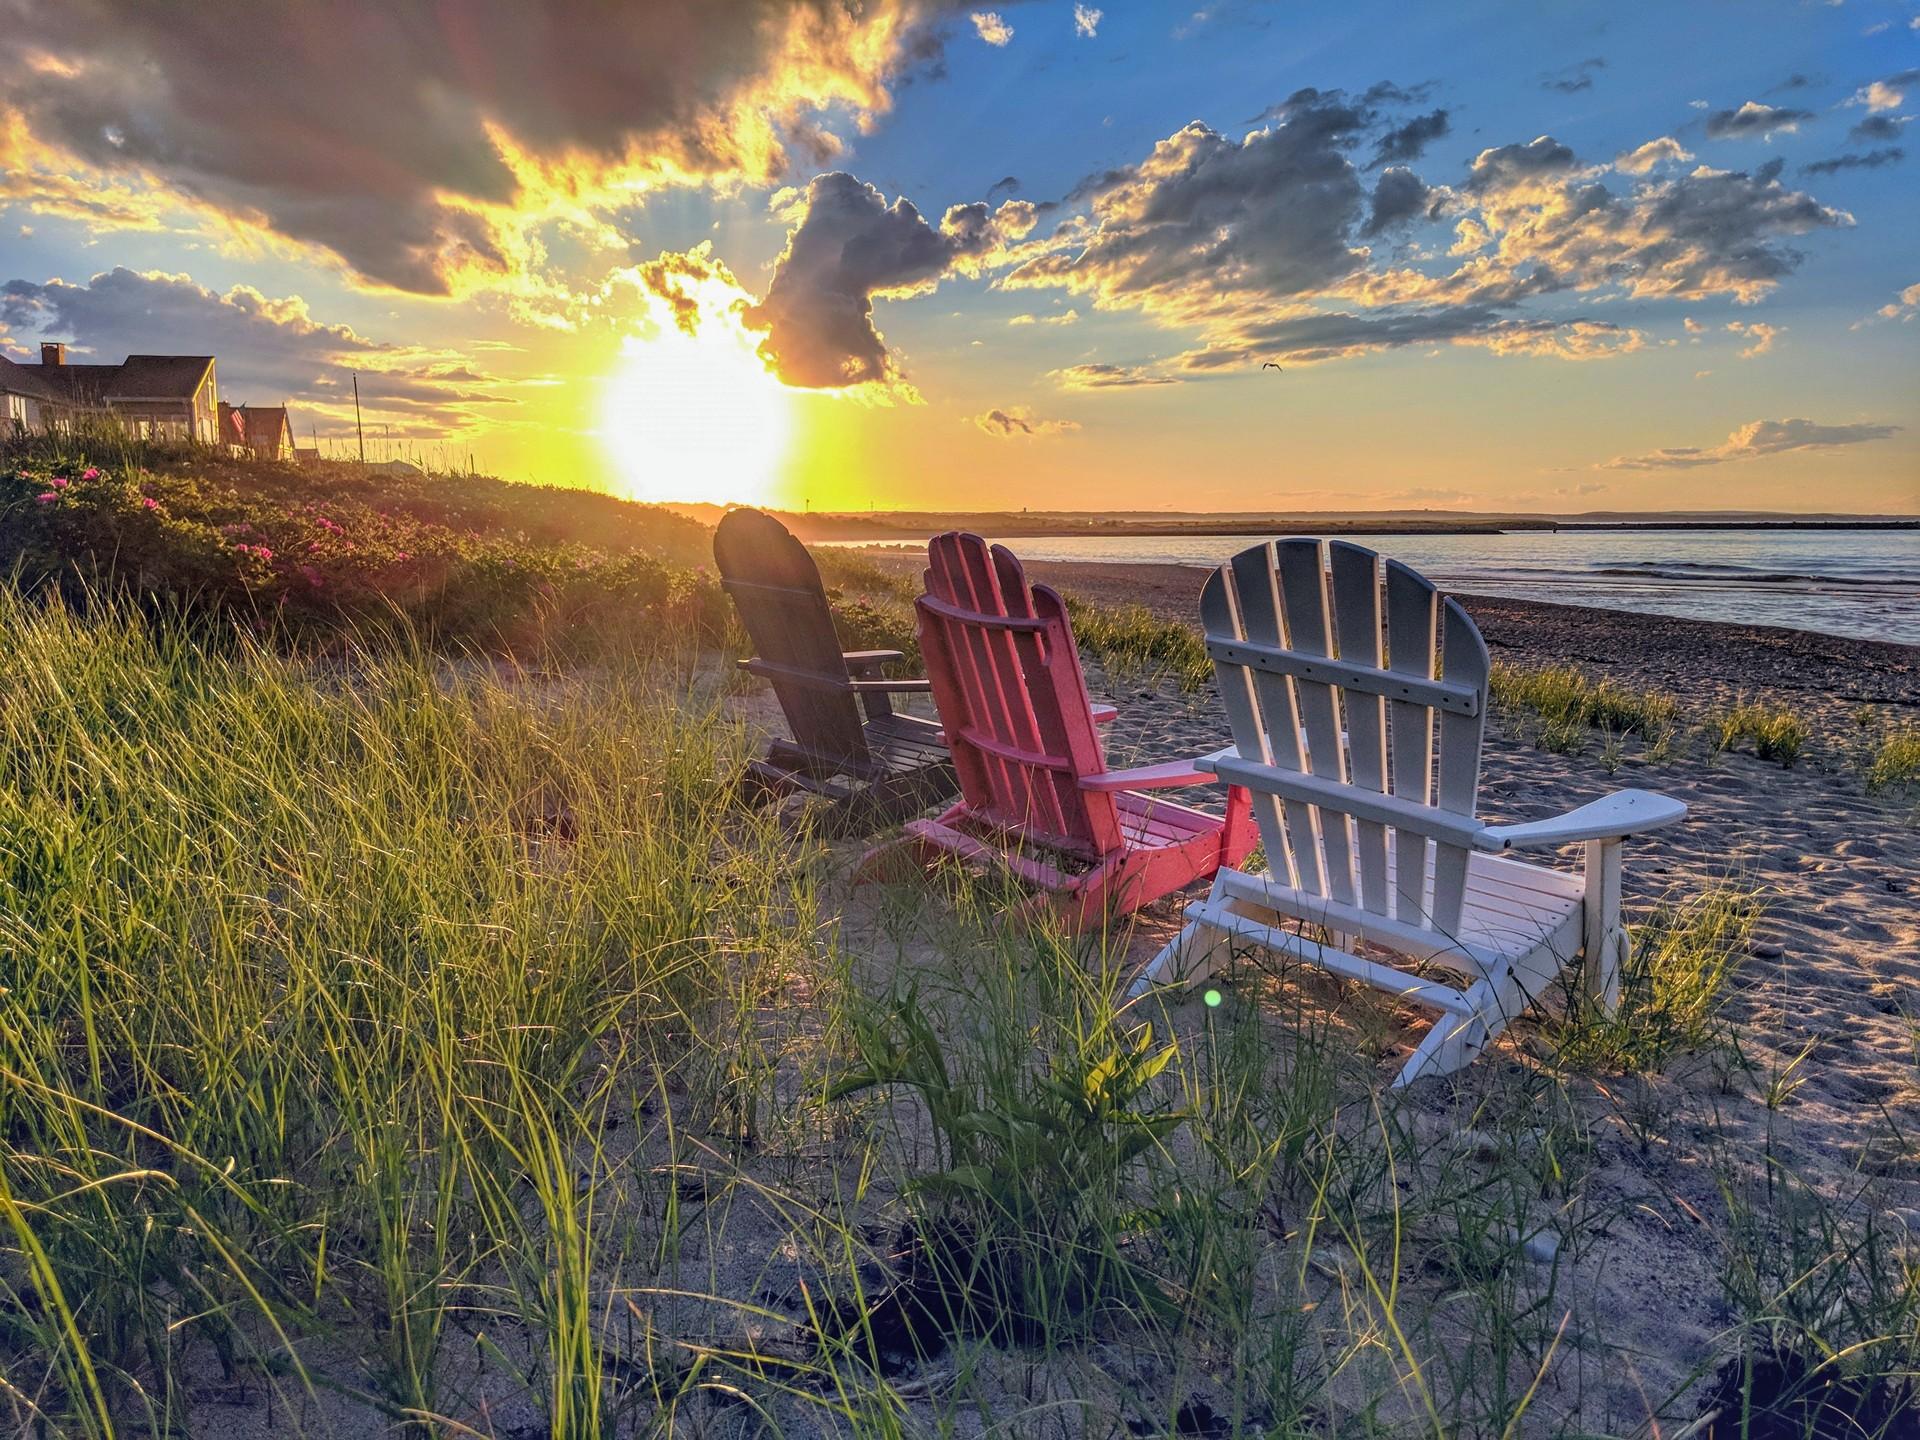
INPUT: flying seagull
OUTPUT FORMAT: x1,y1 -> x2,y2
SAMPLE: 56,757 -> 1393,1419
1262,361 -> 1283,371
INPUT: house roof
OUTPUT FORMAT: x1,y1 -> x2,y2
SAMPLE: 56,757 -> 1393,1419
103,355 -> 216,399
30,354 -> 214,403
0,355 -> 62,402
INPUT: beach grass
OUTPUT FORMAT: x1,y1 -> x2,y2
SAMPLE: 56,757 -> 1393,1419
1,586 -> 1916,1436
1712,699 -> 1811,768
1868,726 -> 1920,792
1489,662 -> 1683,758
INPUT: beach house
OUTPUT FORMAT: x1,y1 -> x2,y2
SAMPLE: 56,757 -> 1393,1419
12,344 -> 220,441
219,402 -> 298,459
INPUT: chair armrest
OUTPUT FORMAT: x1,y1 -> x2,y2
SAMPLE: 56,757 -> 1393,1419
847,678 -> 933,694
1080,760 -> 1224,792
1475,789 -> 1687,852
842,649 -> 906,670
1091,703 -> 1119,725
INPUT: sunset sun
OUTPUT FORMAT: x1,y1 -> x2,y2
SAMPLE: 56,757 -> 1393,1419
600,296 -> 791,507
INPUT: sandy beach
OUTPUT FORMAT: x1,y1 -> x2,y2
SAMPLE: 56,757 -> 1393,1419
738,553 -> 1920,1430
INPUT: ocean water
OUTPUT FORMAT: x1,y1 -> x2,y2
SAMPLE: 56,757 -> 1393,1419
838,529 -> 1920,645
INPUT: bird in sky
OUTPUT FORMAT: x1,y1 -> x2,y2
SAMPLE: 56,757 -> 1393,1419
1262,362 -> 1283,371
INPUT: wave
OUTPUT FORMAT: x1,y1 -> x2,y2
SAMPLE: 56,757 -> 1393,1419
1588,562 -> 1920,587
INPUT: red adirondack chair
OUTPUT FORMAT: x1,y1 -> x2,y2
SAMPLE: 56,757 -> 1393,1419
859,532 -> 1256,931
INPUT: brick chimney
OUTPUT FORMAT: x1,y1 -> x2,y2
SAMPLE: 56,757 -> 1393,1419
40,342 -> 66,367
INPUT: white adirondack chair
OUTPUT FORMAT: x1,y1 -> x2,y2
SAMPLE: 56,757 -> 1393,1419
1131,539 -> 1686,1087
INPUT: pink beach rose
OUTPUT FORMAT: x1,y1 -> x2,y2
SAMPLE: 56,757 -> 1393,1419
80,467 -> 100,481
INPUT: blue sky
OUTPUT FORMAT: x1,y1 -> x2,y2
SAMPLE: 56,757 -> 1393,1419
2,1 -> 1914,512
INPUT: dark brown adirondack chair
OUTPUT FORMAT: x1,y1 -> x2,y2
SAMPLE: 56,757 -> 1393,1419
714,508 -> 955,832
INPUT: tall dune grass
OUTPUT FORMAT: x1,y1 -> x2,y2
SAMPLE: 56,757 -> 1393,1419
1,589 -> 1914,1437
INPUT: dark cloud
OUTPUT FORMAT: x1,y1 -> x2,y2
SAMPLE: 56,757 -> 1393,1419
1802,148 -> 1905,175
1541,58 -> 1606,94
1770,72 -> 1817,92
1004,90 -> 1373,314
986,175 -> 1022,200
0,1 -> 962,294
1705,101 -> 1815,139
0,267 -> 500,426
1849,114 -> 1910,144
1361,167 -> 1440,236
1604,418 -> 1900,469
1361,80 -> 1438,105
746,172 -> 1035,388
1463,136 -> 1579,190
1176,311 -> 1641,367
1372,109 -> 1451,167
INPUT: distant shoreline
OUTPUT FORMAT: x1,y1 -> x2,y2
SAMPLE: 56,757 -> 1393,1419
784,516 -> 1920,543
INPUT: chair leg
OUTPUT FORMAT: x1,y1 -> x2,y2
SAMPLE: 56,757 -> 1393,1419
1128,878 -> 1235,997
1581,839 -> 1625,1015
1393,964 -> 1534,1087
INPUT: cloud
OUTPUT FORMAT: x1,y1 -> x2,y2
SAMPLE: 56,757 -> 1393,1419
971,11 -> 1013,46
1854,70 -> 1920,112
1877,281 -> 1920,321
1002,90 -> 1375,316
1803,147 -> 1905,174
1372,109 -> 1450,166
1008,309 -> 1079,325
1175,311 -> 1644,367
1615,137 -> 1693,174
1684,316 -> 1704,333
991,101 -> 1849,377
1705,101 -> 1814,139
1073,4 -> 1102,38
1725,319 -> 1779,356
973,405 -> 1079,437
1049,362 -> 1180,389
0,1 -> 965,296
1541,58 -> 1606,94
1604,417 -> 1900,469
0,266 -> 502,429
1361,167 -> 1441,236
746,172 -> 1036,389
1848,114 -> 1912,143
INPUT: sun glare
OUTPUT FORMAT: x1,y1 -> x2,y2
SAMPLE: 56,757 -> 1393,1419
600,289 -> 791,507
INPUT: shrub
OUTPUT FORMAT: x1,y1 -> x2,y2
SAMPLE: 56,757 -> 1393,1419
1,440 -> 733,656
1713,699 -> 1810,767
1490,663 -> 1682,756
1867,727 -> 1920,792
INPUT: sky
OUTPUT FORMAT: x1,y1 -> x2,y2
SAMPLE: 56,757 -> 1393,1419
1,0 -> 1916,515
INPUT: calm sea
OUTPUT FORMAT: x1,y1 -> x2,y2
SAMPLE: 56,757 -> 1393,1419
834,529 -> 1920,646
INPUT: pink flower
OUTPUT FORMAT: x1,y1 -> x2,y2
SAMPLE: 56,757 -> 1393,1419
80,467 -> 100,481
36,491 -> 57,503
141,496 -> 160,510
254,546 -> 273,561
49,475 -> 68,489
395,550 -> 411,562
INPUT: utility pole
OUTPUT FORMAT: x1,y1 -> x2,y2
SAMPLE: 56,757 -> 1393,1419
352,373 -> 366,463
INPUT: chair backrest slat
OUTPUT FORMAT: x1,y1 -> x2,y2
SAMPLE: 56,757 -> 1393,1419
1328,542 -> 1392,916
1431,597 -> 1491,931
1205,540 -> 1490,940
714,508 -> 868,767
1273,538 -> 1357,908
919,533 -> 1119,854
1383,558 -> 1439,923
1226,545 -> 1324,894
